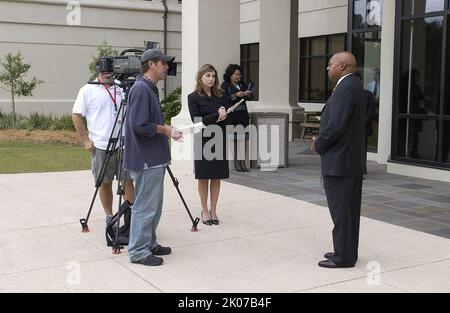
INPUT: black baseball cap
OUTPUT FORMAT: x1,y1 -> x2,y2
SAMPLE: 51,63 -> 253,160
140,49 -> 175,64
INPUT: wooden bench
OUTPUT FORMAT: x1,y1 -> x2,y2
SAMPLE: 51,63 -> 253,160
300,111 -> 321,139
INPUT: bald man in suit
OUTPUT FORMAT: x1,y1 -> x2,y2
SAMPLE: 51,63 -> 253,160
312,52 -> 367,268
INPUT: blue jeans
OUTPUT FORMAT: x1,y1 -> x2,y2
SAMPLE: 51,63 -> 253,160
128,166 -> 166,262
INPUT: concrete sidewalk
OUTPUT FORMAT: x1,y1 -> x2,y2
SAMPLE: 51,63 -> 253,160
0,162 -> 449,293
229,141 -> 450,239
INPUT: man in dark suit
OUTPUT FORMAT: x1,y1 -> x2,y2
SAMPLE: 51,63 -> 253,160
311,52 -> 367,268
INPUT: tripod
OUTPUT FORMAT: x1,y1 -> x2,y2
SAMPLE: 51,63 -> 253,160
79,80 -> 131,254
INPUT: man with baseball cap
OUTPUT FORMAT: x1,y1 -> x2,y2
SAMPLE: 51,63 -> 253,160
124,49 -> 182,266
140,49 -> 175,64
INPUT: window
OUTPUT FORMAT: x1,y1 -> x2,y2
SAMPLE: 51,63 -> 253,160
403,0 -> 444,15
353,0 -> 383,29
392,0 -> 450,167
240,43 -> 259,100
349,0 -> 382,152
399,17 -> 443,116
299,34 -> 346,102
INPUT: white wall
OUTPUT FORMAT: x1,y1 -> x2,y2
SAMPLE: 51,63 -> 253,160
298,0 -> 348,38
240,0 -> 348,43
0,0 -> 182,115
240,0 -> 260,44
377,0 -> 395,165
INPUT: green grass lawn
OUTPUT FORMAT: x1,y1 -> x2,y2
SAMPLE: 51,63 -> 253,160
0,142 -> 90,174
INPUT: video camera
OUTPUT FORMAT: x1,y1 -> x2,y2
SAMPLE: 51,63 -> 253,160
97,41 -> 177,83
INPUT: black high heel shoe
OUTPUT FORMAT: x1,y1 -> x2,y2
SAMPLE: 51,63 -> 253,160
202,212 -> 212,226
210,212 -> 219,225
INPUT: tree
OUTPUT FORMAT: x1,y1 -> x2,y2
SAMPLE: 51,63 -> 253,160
0,52 -> 42,127
89,40 -> 118,79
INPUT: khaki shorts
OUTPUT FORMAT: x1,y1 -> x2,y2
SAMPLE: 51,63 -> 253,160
91,147 -> 131,184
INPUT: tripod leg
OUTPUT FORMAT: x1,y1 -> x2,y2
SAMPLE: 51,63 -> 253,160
79,187 -> 99,232
166,166 -> 200,232
111,106 -> 129,253
112,135 -> 126,254
80,148 -> 115,233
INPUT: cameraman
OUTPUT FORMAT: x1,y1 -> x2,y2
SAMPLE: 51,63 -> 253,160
72,57 -> 135,237
124,49 -> 182,266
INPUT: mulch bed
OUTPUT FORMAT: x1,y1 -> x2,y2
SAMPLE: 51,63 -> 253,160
0,130 -> 81,145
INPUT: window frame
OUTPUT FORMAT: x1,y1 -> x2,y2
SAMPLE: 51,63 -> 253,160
240,43 -> 260,101
298,34 -> 347,103
391,0 -> 450,169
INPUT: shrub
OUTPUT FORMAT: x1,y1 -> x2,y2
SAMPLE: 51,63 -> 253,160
160,87 -> 181,125
0,111 -> 75,130
51,115 -> 75,130
0,110 -> 26,129
27,112 -> 54,130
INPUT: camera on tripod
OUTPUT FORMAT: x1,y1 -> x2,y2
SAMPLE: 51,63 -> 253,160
97,41 -> 177,83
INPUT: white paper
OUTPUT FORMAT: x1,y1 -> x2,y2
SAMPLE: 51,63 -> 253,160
226,98 -> 245,114
176,122 -> 206,134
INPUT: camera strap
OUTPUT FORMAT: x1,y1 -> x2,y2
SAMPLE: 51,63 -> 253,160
101,83 -> 118,112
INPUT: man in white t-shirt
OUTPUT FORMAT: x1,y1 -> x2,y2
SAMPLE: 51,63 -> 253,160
72,57 -> 135,231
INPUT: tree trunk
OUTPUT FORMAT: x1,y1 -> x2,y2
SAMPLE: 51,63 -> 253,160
11,80 -> 15,128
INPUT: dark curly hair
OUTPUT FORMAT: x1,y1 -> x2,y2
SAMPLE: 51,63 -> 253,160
223,64 -> 242,82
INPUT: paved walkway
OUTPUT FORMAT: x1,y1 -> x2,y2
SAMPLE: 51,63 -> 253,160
229,141 -> 450,239
0,159 -> 449,293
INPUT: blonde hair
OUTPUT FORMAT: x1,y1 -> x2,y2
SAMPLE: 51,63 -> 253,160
194,64 -> 223,97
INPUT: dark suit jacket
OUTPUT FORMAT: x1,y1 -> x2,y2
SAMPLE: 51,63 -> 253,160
187,91 -> 230,127
221,81 -> 253,127
221,81 -> 254,107
364,89 -> 375,138
314,74 -> 367,177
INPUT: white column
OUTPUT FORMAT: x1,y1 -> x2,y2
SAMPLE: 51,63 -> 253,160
171,0 -> 240,163
376,0 -> 396,164
249,0 -> 299,140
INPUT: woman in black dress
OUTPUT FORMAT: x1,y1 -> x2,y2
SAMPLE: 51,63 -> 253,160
188,64 -> 230,226
221,64 -> 254,172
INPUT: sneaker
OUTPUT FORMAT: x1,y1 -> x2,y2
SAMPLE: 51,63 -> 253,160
131,255 -> 163,266
151,245 -> 172,256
